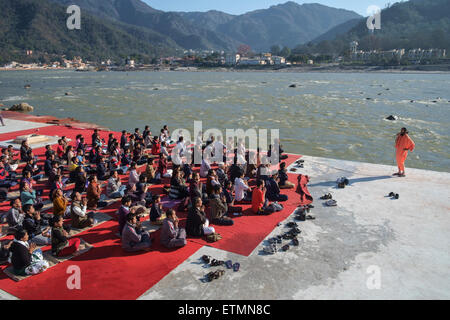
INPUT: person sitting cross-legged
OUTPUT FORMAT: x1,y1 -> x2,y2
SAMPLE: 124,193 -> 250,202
70,192 -> 95,229
186,197 -> 215,237
160,209 -> 187,249
51,215 -> 81,257
121,213 -> 152,252
209,184 -> 234,226
9,228 -> 49,276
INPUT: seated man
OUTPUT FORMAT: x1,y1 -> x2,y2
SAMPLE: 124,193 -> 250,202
160,209 -> 186,249
107,170 -> 126,199
210,185 -> 234,226
10,228 -> 49,276
251,180 -> 269,215
6,198 -> 25,230
51,215 -> 81,257
70,192 -> 95,229
121,213 -> 151,252
234,171 -> 252,203
185,197 -> 215,237
96,157 -> 108,181
265,173 -> 288,202
118,196 -> 133,236
22,204 -> 51,246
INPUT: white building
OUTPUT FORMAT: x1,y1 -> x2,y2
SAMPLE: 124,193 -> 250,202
225,54 -> 240,65
272,56 -> 286,65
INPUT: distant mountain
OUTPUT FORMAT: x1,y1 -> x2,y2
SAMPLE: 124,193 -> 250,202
0,0 -> 178,64
294,0 -> 450,55
50,0 -> 239,50
178,2 -> 362,51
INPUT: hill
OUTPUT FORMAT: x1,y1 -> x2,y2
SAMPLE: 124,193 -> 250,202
0,0 -> 179,64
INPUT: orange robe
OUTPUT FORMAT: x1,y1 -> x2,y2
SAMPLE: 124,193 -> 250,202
395,134 -> 415,171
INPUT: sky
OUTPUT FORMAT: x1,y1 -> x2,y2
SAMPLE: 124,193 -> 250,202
143,0 -> 394,16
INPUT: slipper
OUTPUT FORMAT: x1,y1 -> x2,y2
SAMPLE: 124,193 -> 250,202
320,193 -> 332,200
206,271 -> 216,282
325,199 -> 337,207
233,263 -> 240,272
201,255 -> 211,264
212,270 -> 225,280
292,238 -> 299,246
225,260 -> 233,269
268,238 -> 277,245
306,215 -> 316,220
394,194 -> 399,199
290,168 -> 297,172
210,259 -> 225,267
307,204 -> 314,209
392,173 -> 400,176
286,222 -> 298,228
281,244 -> 290,252
398,174 -> 406,177
388,192 -> 395,197
295,160 -> 305,164
263,246 -> 274,255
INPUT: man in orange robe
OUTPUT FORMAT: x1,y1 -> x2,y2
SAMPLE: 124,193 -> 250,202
394,128 -> 415,177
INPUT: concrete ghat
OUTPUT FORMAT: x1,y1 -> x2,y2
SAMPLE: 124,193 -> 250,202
0,118 -> 53,134
139,155 -> 450,300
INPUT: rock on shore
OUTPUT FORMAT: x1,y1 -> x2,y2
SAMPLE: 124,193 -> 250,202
9,102 -> 34,112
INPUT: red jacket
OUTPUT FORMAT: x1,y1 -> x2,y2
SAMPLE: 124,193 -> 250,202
252,187 -> 265,214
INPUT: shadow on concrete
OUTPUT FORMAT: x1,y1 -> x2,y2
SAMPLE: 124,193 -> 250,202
309,175 -> 393,187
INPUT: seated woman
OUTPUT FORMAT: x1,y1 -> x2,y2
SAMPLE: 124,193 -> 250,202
156,153 -> 172,179
265,173 -> 288,202
278,162 -> 295,189
145,158 -> 159,184
53,189 -> 71,218
20,183 -> 43,211
210,185 -> 234,226
10,228 -> 49,276
73,166 -> 87,194
185,197 -> 215,237
51,215 -> 81,257
86,175 -> 102,210
70,192 -> 95,229
160,209 -> 187,249
150,194 -> 164,224
151,136 -> 161,155
205,170 -> 220,198
121,213 -> 151,252
127,162 -> 140,188
107,170 -> 126,199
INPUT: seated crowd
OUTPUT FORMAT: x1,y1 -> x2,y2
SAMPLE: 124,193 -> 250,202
0,125 -> 292,277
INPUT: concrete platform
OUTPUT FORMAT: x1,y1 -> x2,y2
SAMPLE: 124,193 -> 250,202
137,155 -> 450,300
0,118 -> 52,135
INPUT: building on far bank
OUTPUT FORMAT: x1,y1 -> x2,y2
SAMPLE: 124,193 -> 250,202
225,53 -> 240,65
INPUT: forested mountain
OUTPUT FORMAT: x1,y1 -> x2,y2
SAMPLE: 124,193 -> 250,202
294,0 -> 450,56
0,0 -> 179,64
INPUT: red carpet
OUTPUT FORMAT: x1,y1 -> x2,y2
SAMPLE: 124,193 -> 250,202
0,122 -> 306,298
186,154 -> 303,256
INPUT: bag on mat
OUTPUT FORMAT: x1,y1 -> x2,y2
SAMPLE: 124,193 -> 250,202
206,233 -> 222,243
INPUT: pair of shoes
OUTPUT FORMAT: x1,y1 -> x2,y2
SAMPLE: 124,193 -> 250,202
286,222 -> 298,228
210,259 -> 225,267
201,255 -> 211,264
388,192 -> 399,199
325,199 -> 337,207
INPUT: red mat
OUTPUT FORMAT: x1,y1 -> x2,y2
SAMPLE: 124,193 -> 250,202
186,154 -> 304,256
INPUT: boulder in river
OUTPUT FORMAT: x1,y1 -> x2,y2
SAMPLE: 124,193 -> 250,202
9,102 -> 34,112
289,84 -> 297,88
65,92 -> 72,96
24,84 -> 31,89
386,115 -> 398,121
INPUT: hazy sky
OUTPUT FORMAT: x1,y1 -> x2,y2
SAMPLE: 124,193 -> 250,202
143,0 -> 394,16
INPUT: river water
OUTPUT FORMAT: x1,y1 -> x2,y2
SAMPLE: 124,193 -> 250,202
0,70 -> 449,172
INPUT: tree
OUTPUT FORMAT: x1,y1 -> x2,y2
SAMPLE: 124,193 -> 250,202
280,46 -> 291,57
270,45 -> 281,56
237,44 -> 251,57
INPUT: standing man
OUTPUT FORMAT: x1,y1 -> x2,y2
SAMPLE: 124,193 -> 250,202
394,128 -> 415,177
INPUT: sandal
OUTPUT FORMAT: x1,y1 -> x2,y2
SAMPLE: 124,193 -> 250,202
201,255 -> 211,264
388,192 -> 395,197
291,227 -> 301,235
320,193 -> 332,200
281,244 -> 290,252
292,238 -> 299,246
290,168 -> 297,172
206,271 -> 216,282
286,222 -> 298,228
394,193 -> 399,199
306,215 -> 316,220
233,263 -> 240,272
225,260 -> 233,269
210,259 -> 224,267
